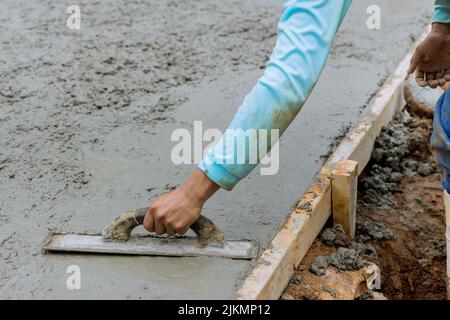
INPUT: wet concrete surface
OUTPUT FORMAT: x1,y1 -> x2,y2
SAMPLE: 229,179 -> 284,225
0,0 -> 433,298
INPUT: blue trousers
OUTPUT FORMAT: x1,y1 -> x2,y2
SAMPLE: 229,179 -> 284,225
431,88 -> 450,193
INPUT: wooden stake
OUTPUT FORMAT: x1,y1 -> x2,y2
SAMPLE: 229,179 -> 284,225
331,160 -> 358,239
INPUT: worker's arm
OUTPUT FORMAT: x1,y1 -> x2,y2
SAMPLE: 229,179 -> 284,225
144,0 -> 352,235
199,0 -> 351,190
408,0 -> 450,87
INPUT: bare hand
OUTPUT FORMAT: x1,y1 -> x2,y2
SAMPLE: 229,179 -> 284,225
143,169 -> 220,235
408,23 -> 450,88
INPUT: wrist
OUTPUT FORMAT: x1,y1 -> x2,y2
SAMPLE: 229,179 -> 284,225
181,169 -> 220,204
432,22 -> 450,34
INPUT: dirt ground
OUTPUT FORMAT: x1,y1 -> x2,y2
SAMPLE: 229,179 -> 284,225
283,100 -> 447,300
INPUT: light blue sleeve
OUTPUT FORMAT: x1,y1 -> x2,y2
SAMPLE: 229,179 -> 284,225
434,0 -> 450,23
198,0 -> 352,191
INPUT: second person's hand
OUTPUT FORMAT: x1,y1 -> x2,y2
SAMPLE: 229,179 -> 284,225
408,23 -> 450,88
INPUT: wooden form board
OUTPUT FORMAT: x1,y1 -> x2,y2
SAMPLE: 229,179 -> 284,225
235,31 -> 428,300
332,160 -> 358,239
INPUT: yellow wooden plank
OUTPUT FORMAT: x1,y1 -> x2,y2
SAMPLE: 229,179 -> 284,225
331,160 -> 358,239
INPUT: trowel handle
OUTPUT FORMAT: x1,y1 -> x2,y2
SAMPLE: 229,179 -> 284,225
133,207 -> 149,224
134,207 -> 213,232
102,208 -> 224,246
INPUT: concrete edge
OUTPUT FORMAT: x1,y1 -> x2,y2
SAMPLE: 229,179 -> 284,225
234,29 -> 429,300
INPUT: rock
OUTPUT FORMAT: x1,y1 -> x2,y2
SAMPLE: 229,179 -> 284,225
356,220 -> 396,241
417,258 -> 428,267
418,162 -> 436,176
320,224 -> 349,247
310,256 -> 329,276
328,247 -> 365,271
292,274 -> 302,285
322,286 -> 337,297
320,228 -> 336,245
353,243 -> 378,260
359,113 -> 415,208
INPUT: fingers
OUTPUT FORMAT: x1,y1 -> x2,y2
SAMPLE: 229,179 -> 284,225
141,186 -> 202,237
154,220 -> 166,235
427,73 -> 439,88
409,43 -> 440,88
408,47 -> 425,74
176,227 -> 189,235
435,70 -> 447,87
416,70 -> 450,88
150,206 -> 167,235
165,225 -> 176,236
415,70 -> 428,87
142,204 -> 180,236
143,205 -> 166,235
143,207 -> 155,232
174,223 -> 189,235
445,70 -> 450,82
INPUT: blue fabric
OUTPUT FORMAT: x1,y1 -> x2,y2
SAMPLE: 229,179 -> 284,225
199,0 -> 352,190
433,0 -> 450,23
431,89 -> 450,193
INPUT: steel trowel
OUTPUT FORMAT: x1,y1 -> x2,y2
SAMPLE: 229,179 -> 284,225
43,208 -> 257,260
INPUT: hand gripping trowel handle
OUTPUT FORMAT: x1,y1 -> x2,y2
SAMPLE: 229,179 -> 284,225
102,208 -> 225,247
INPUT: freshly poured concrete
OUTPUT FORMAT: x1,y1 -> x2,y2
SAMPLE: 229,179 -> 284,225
0,0 -> 433,299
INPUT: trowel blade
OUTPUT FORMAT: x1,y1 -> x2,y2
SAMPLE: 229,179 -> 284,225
43,233 -> 257,260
